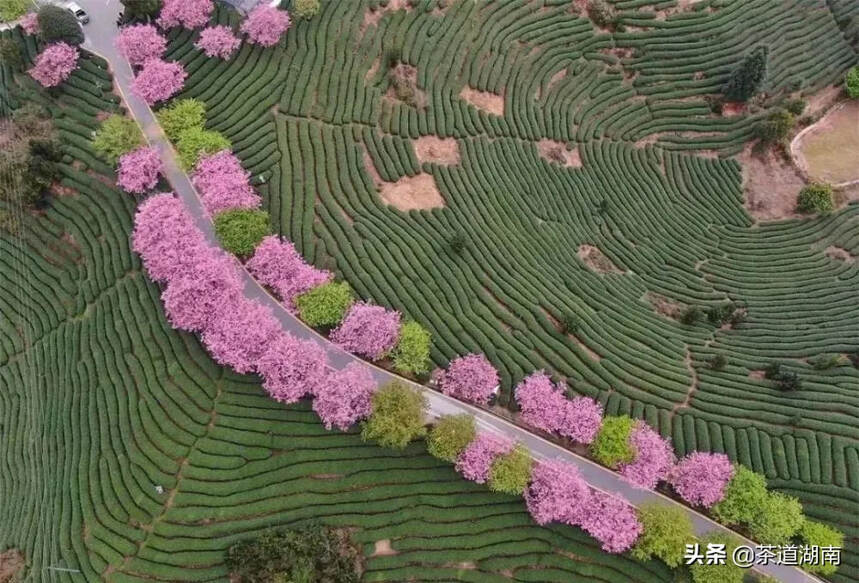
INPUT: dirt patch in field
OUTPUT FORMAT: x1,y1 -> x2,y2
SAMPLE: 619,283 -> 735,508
365,57 -> 380,82
372,539 -> 398,556
537,139 -> 582,168
804,85 -> 844,118
362,0 -> 411,30
385,63 -> 427,109
721,102 -> 746,117
792,100 -> 859,186
578,244 -> 623,274
646,292 -> 685,319
413,136 -> 460,165
0,549 -> 26,583
824,246 -> 855,263
379,173 -> 446,211
738,144 -> 806,221
460,86 -> 504,116
748,370 -> 766,380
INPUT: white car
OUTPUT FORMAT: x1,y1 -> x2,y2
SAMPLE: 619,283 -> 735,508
63,1 -> 89,24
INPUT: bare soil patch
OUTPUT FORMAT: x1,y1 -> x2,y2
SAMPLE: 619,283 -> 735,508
365,57 -> 380,83
537,139 -> 581,168
804,85 -> 843,118
362,0 -> 411,31
379,173 -> 446,211
385,63 -> 427,109
362,146 -> 384,187
413,136 -> 460,165
0,550 -> 25,583
792,100 -> 859,186
721,102 -> 746,117
748,370 -> 766,380
372,539 -> 398,556
646,292 -> 685,319
460,86 -> 504,116
738,144 -> 806,221
824,246 -> 855,264
578,244 -> 623,274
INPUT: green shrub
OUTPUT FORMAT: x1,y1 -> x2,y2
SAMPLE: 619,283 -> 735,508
92,115 -> 144,164
361,382 -> 427,449
560,313 -> 579,335
631,503 -> 694,568
706,302 -> 737,326
776,371 -> 802,391
680,306 -> 702,325
0,38 -> 22,71
755,108 -> 794,144
712,465 -> 768,526
225,523 -> 360,583
392,320 -> 431,375
689,533 -> 744,583
784,98 -> 806,116
846,66 -> 859,99
587,0 -> 614,28
489,444 -> 532,495
709,354 -> 727,370
214,209 -> 270,257
427,414 -> 475,462
295,281 -> 353,327
157,98 -> 205,141
120,0 -> 162,20
799,521 -> 844,575
293,0 -> 320,19
722,45 -> 767,102
809,353 -> 844,370
449,231 -> 468,254
796,183 -> 833,214
590,415 -> 634,468
176,127 -> 230,170
38,5 -> 84,45
748,492 -> 804,545
0,0 -> 28,22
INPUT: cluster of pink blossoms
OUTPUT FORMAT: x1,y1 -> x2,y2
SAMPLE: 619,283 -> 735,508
20,12 -> 39,35
28,43 -> 79,88
524,460 -> 642,553
191,150 -> 261,215
246,236 -> 332,310
131,59 -> 187,105
132,193 -> 207,283
437,353 -> 499,405
668,452 -> 734,508
619,423 -> 676,489
455,432 -> 513,484
195,26 -> 242,59
514,371 -> 602,444
157,0 -> 214,30
332,303 -> 401,361
117,146 -> 163,194
241,5 -> 291,47
312,362 -> 376,431
116,24 -> 167,67
162,248 -> 242,332
257,332 -> 328,403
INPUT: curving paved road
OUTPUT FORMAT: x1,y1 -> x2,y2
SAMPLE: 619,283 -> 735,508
75,3 -> 823,581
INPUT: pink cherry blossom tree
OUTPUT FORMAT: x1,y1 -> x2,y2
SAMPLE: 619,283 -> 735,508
202,297 -> 282,374
28,42 -> 79,88
132,193 -> 208,283
668,452 -> 734,508
157,0 -> 214,30
117,146 -> 162,194
331,302 -> 401,360
455,432 -> 513,484
195,25 -> 241,59
20,12 -> 39,35
246,236 -> 332,310
559,395 -> 603,445
312,362 -> 377,431
131,59 -> 187,105
524,459 -> 591,525
515,372 -> 602,444
438,353 -> 499,405
256,332 -> 329,403
162,248 -> 243,332
191,150 -> 261,215
619,423 -> 675,489
116,24 -> 167,67
241,5 -> 290,47
581,491 -> 643,553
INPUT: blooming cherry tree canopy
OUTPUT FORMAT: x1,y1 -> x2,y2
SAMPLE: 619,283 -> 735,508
619,423 -> 675,489
202,296 -> 281,374
117,146 -> 162,194
312,362 -> 377,431
331,302 -> 401,360
116,24 -> 167,67
524,459 -> 591,525
20,12 -> 39,35
191,150 -> 261,215
28,42 -> 79,88
581,491 -> 643,553
246,236 -> 332,310
257,332 -> 329,404
515,371 -> 603,444
438,353 -> 499,405
131,59 -> 187,105
455,432 -> 513,484
195,25 -> 241,59
241,5 -> 290,47
157,0 -> 214,30
668,452 -> 734,508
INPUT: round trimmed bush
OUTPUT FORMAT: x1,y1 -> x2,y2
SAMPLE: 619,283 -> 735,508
846,67 -> 859,99
361,381 -> 428,449
38,5 -> 83,45
427,414 -> 476,462
797,183 -> 833,214
293,0 -> 320,19
590,415 -> 635,468
214,208 -> 270,256
295,281 -> 353,327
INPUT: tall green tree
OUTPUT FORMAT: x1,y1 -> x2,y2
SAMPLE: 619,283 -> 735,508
38,5 -> 84,45
722,46 -> 767,102
361,382 -> 427,449
631,503 -> 695,568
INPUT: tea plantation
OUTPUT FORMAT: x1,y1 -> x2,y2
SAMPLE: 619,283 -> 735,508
166,0 -> 859,580
0,26 -> 673,582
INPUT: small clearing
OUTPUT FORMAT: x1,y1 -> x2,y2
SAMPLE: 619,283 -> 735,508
460,86 -> 504,116
792,100 -> 859,186
748,370 -> 766,380
646,292 -> 685,319
413,136 -> 460,165
379,173 -> 446,211
578,244 -> 623,274
824,246 -> 855,263
738,144 -> 806,221
386,64 -> 427,109
372,539 -> 398,556
362,0 -> 411,31
0,549 -> 25,583
537,139 -> 582,168
721,102 -> 746,117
